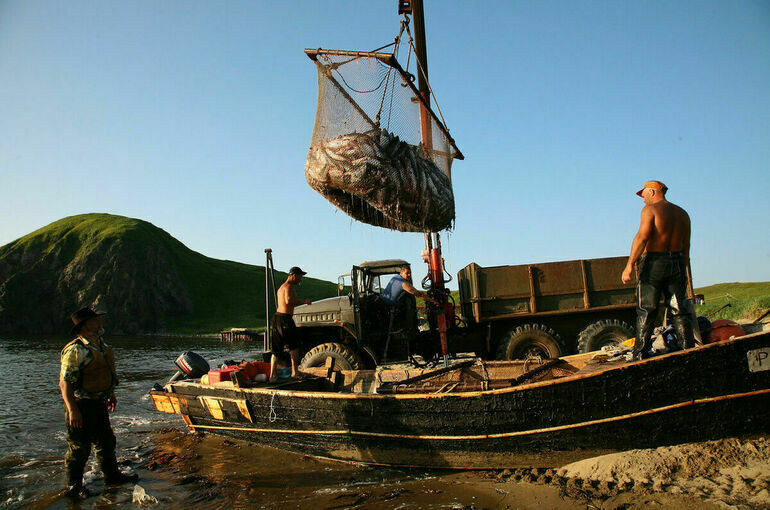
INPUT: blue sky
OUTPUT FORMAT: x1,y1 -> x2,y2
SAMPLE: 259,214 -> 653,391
1,0 -> 768,288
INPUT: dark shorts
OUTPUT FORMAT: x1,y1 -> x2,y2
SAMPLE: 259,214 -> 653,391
271,312 -> 299,355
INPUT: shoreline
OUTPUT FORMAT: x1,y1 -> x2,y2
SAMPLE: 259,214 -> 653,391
142,431 -> 770,509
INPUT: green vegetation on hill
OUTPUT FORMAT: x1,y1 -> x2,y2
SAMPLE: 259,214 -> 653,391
0,213 -> 339,335
694,282 -> 770,322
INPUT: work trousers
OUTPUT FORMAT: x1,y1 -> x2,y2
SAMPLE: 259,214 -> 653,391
632,252 -> 695,359
64,399 -> 119,485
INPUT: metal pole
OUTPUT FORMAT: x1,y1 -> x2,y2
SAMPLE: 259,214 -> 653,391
411,0 -> 435,168
264,248 -> 274,354
409,0 -> 450,367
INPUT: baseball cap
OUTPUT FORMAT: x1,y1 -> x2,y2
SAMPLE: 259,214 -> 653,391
636,180 -> 668,197
289,266 -> 307,276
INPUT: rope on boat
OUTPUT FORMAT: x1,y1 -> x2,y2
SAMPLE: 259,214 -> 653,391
479,360 -> 490,382
432,382 -> 460,394
269,392 -> 278,423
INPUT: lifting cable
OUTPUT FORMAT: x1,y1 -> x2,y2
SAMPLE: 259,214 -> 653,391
398,18 -> 452,135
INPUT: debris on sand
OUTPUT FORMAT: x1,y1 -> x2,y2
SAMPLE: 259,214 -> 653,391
132,485 -> 159,505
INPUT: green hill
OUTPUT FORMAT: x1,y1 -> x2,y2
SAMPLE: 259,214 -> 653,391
694,282 -> 770,322
0,213 -> 338,335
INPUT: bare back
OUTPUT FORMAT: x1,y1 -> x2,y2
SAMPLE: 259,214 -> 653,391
276,282 -> 297,314
644,201 -> 691,254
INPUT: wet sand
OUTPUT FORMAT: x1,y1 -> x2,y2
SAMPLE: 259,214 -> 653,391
136,431 -> 768,509
141,430 -> 583,509
12,429 -> 765,508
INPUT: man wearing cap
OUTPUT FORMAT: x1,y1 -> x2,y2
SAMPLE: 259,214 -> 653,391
622,181 -> 696,361
59,307 -> 138,499
269,267 -> 312,382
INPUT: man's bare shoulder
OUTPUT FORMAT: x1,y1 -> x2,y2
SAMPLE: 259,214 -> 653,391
654,201 -> 689,218
640,204 -> 656,217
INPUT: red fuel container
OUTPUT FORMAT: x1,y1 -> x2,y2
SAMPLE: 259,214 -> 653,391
207,366 -> 240,384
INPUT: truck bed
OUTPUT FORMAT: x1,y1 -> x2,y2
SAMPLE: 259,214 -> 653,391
457,256 -> 636,324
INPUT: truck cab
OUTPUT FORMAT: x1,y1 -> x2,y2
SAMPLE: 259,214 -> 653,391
291,259 -> 420,369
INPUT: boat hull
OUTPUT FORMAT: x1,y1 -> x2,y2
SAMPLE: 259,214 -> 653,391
151,331 -> 770,469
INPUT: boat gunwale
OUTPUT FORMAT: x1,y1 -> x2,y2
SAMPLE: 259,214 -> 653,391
167,330 -> 770,401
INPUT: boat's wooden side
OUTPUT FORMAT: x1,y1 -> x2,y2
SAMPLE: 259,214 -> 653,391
150,331 -> 770,468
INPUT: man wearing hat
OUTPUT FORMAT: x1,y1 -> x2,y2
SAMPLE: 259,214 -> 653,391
622,181 -> 696,361
269,267 -> 312,382
59,307 -> 138,498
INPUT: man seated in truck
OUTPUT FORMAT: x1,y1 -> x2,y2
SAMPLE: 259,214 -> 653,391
381,265 -> 437,308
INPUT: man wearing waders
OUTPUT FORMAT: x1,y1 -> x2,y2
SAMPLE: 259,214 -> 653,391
622,181 -> 696,361
59,307 -> 138,499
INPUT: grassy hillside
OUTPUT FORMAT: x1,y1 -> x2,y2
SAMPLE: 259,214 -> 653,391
0,213 -> 339,335
694,282 -> 770,322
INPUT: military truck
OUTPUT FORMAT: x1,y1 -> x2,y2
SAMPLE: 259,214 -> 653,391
291,259 -> 425,370
455,256 -> 641,360
281,255 -> 685,368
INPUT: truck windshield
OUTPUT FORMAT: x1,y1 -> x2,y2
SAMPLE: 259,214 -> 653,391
361,274 -> 381,294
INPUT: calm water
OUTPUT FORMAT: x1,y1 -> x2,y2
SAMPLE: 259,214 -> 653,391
0,336 -> 507,509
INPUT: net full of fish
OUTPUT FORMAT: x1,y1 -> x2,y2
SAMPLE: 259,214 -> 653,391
305,128 -> 455,232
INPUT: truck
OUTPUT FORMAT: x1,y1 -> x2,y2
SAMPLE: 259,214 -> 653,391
277,254 -> 691,370
455,256 -> 639,359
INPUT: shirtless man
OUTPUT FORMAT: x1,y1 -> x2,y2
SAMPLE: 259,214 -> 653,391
622,180 -> 696,361
270,266 -> 312,381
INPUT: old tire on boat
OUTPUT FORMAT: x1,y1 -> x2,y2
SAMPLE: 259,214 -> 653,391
496,324 -> 562,360
299,342 -> 363,370
577,319 -> 635,353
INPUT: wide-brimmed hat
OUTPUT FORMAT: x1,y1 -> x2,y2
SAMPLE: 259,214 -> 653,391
69,307 -> 106,336
289,266 -> 307,276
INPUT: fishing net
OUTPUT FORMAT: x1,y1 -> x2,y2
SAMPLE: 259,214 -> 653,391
305,48 -> 462,232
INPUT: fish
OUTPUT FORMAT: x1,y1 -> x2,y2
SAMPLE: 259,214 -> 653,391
305,129 -> 455,232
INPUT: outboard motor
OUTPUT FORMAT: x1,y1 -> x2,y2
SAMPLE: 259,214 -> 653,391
168,351 -> 210,383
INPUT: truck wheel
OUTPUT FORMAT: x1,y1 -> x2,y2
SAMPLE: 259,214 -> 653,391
496,324 -> 562,360
577,319 -> 634,353
299,342 -> 363,370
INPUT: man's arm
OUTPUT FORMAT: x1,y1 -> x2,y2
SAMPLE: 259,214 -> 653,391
59,380 -> 82,428
622,206 -> 654,284
402,281 -> 438,304
288,285 -> 311,306
682,212 -> 691,266
60,346 -> 83,427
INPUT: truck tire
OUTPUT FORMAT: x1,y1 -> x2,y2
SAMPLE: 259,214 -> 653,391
299,342 -> 363,370
496,324 -> 562,360
577,319 -> 634,353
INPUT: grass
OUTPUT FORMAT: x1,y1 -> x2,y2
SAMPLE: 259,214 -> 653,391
694,282 -> 770,322
0,213 -> 340,335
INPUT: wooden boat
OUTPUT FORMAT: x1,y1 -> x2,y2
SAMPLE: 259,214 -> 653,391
149,330 -> 770,469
